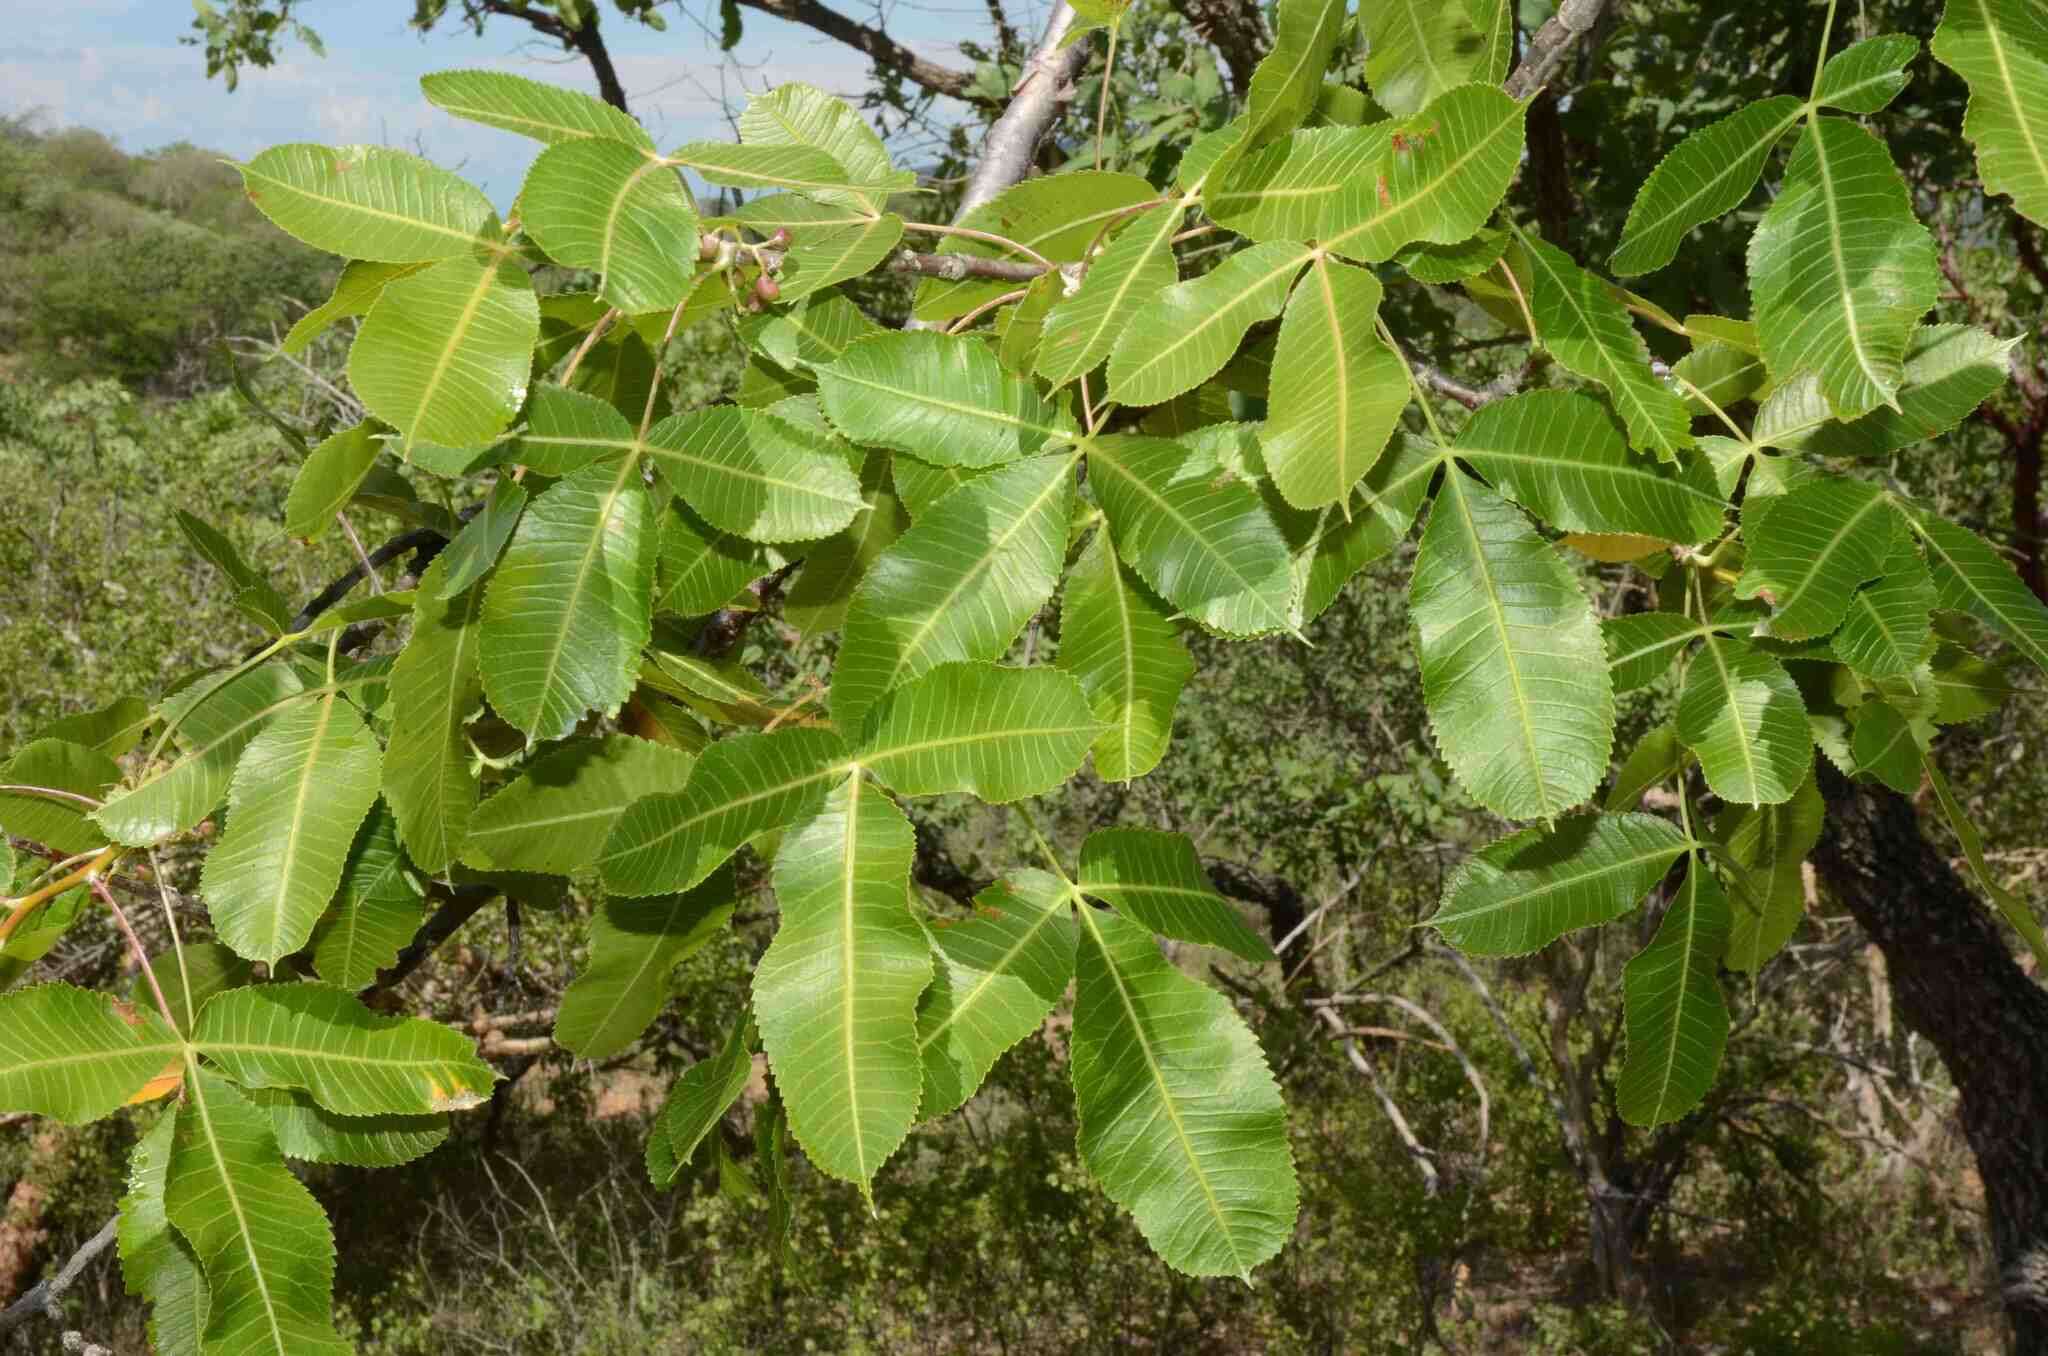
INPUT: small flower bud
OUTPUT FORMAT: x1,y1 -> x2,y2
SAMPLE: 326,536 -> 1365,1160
766,227 -> 791,249
698,233 -> 720,262
754,274 -> 782,305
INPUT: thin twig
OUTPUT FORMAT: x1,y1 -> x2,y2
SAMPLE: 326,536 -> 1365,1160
0,1216 -> 119,1336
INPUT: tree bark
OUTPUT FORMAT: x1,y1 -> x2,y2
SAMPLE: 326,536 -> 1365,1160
1811,762 -> 2048,1352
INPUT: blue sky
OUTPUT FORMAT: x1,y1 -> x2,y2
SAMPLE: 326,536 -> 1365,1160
2,1 -> 1036,202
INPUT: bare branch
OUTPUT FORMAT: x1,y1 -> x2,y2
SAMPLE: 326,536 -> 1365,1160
1504,0 -> 1612,100
0,1216 -> 118,1337
953,5 -> 1092,221
737,0 -> 981,100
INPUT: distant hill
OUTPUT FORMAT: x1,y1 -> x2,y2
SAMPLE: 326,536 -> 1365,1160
0,114 -> 332,391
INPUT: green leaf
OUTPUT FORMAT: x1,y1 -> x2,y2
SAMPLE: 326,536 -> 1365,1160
462,734 -> 694,876
1431,813 -> 1691,955
164,1071 -> 351,1356
1850,700 -> 1924,794
1453,391 -> 1724,543
1283,436 -> 1441,625
349,253 -> 540,455
520,138 -> 701,313
0,887 -> 85,993
1106,243 -> 1306,408
96,663 -> 305,846
1922,752 -> 2048,969
1037,203 -> 1186,387
284,422 -> 382,539
1610,97 -> 1804,276
0,984 -> 180,1123
1816,34 -> 1921,113
913,171 -> 1157,322
819,331 -> 1076,468
199,688 -> 382,964
649,1013 -> 754,1186
195,981 -> 495,1114
1676,632 -> 1812,806
246,1086 -> 448,1167
1748,117 -> 1941,420
1933,0 -> 2048,227
1231,0 -> 1349,157
1616,860 -> 1731,1126
1412,469 -> 1615,821
667,140 -> 892,197
744,290 -> 884,373
309,804 -> 426,991
1715,768 -> 1824,971
917,871 -> 1077,1120
1264,257 -> 1409,509
1397,227 -> 1510,283
511,384 -> 631,476
36,695 -> 152,759
384,551 -> 485,873
1,739 -> 118,854
1070,905 -> 1296,1279
738,83 -> 907,212
283,260 -> 427,355
1521,237 -> 1692,459
857,663 -> 1099,802
1834,547 -> 1937,678
1911,511 -> 2048,676
755,777 -> 929,1196
1207,127 -> 1385,242
1365,1 -> 1489,116
1087,435 -> 1295,638
480,457 -> 657,742
422,68 -> 653,148
434,478 -> 526,601
1605,614 -> 1707,694
556,871 -> 736,1060
1606,722 -> 1686,812
1075,828 -> 1275,963
600,727 -> 851,897
1320,84 -> 1527,264
1059,532 -> 1194,782
237,143 -> 495,262
1735,477 -> 1899,639
786,450 -> 909,635
829,452 -> 1076,733
890,455 -> 989,520
643,406 -> 866,543
120,1113 -> 209,1356
654,499 -> 764,615
1756,325 -> 2016,457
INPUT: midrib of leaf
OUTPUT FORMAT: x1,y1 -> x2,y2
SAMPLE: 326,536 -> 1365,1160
1694,630 -> 1761,792
122,683 -> 342,814
869,722 -> 1094,763
1394,0 -> 1449,96
839,774 -> 868,1184
1606,621 -> 1730,671
238,162 -> 493,252
879,453 -> 1078,692
1643,866 -> 1706,1124
820,365 -> 1070,441
1769,488 -> 1890,617
401,260 -> 508,457
1442,473 -> 1553,820
531,454 -> 642,736
1629,105 -> 1803,250
1324,110 -> 1519,253
645,438 -> 866,501
1863,710 -> 1916,767
264,691 -> 341,956
184,1055 -> 288,1354
1107,548 -> 1141,769
1311,259 -> 1360,490
1807,119 -> 1891,404
430,100 -> 609,144
415,586 -> 483,859
1909,516 -> 2048,669
1848,587 -> 1909,657
663,152 -> 884,197
1087,445 -> 1292,634
606,760 -> 851,862
1428,843 -> 1695,925
598,159 -> 671,288
917,903 -> 1066,1052
1075,901 -> 1248,1274
3,1038 -> 183,1076
1457,444 -> 1726,513
1117,249 -> 1310,391
754,103 -> 885,213
1976,0 -> 2048,192
576,895 -> 693,1058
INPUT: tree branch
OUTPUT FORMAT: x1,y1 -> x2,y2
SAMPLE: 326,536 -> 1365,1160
1167,0 -> 1269,95
472,1 -> 632,112
0,1216 -> 118,1337
1504,0 -> 1612,100
737,0 -> 981,100
952,5 -> 1091,221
